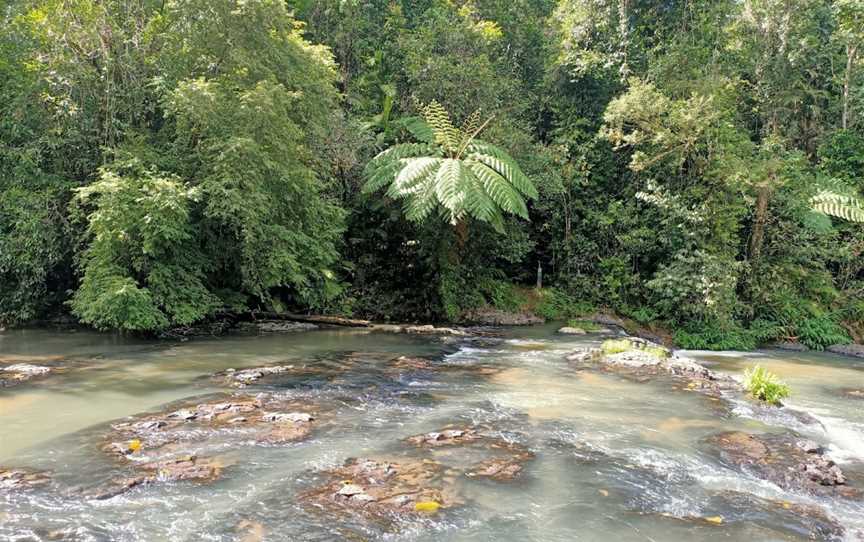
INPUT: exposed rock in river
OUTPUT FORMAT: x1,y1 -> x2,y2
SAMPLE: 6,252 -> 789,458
300,457 -> 461,523
103,394 -> 320,460
460,308 -> 544,326
405,426 -> 534,482
843,388 -> 864,400
0,468 -> 51,491
94,456 -> 229,500
557,326 -> 586,335
0,362 -> 53,388
704,431 -> 861,499
566,337 -> 738,397
827,344 -> 864,359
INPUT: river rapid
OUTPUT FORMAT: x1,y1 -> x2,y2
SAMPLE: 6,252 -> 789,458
1,324 -> 863,541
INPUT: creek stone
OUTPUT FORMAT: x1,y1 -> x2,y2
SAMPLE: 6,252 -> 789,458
94,456 -> 227,500
0,363 -> 53,388
557,327 -> 586,335
827,344 -> 864,359
769,341 -> 810,352
461,308 -> 544,326
300,457 -> 461,522
104,394 -> 320,459
704,431 -> 859,498
698,490 -> 846,541
248,321 -> 319,333
405,426 -> 534,482
567,337 -> 738,398
215,365 -> 294,387
842,388 -> 864,400
0,468 -> 51,491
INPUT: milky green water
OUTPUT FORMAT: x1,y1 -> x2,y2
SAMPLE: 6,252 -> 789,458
1,326 -> 863,541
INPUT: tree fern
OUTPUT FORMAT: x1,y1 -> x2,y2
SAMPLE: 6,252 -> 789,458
810,178 -> 864,223
363,100 -> 536,232
811,191 -> 864,222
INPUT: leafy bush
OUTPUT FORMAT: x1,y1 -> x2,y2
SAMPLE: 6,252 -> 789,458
795,316 -> 851,350
673,321 -> 759,351
600,338 -> 669,359
534,288 -> 593,320
743,365 -> 791,406
567,319 -> 603,331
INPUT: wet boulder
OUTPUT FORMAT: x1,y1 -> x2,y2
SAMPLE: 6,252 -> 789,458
557,327 -> 586,335
704,491 -> 846,541
704,431 -> 860,498
0,363 -> 52,387
0,468 -> 51,491
405,426 -> 534,482
214,365 -> 295,387
300,457 -> 461,522
566,338 -> 738,397
827,344 -> 864,359
94,455 -> 228,499
103,394 -> 320,459
460,308 -> 544,326
842,388 -> 864,400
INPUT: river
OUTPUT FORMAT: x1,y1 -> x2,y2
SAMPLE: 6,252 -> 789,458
1,325 -> 862,541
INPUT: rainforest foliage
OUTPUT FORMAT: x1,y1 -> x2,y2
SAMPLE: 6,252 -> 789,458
1,0 -> 864,350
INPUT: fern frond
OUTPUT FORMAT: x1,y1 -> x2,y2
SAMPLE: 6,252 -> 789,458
434,159 -> 466,221
391,157 -> 442,195
811,191 -> 864,222
400,116 -> 436,143
404,178 -> 438,222
468,141 -> 538,199
467,160 -> 529,219
363,143 -> 436,194
418,100 -> 461,154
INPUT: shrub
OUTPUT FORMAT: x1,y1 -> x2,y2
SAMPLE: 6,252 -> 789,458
743,365 -> 790,406
534,288 -> 593,320
567,319 -> 603,332
795,316 -> 851,350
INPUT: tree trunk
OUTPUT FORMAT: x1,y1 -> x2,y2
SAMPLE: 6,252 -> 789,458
749,186 -> 771,263
843,43 -> 857,131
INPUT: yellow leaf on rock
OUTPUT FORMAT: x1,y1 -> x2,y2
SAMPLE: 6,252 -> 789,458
704,516 -> 723,525
414,501 -> 441,513
128,439 -> 142,452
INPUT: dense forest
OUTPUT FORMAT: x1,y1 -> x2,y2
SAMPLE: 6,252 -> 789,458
2,0 -> 864,351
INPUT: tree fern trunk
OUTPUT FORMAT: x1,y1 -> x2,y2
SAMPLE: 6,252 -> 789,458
749,186 -> 771,263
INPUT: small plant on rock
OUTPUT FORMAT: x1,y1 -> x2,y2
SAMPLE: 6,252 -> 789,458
743,365 -> 790,406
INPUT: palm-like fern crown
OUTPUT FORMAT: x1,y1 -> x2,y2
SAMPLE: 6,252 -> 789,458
810,178 -> 864,223
363,100 -> 538,232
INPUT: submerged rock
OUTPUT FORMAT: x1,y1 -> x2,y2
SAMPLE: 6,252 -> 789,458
300,457 -> 461,522
0,468 -> 51,491
704,431 -> 860,498
557,327 -> 586,335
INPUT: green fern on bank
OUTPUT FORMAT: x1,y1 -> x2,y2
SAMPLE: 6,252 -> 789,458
362,100 -> 537,232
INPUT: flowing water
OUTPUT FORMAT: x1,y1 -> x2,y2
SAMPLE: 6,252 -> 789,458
1,325 -> 863,541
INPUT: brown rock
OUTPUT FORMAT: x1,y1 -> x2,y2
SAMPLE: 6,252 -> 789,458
0,468 -> 50,490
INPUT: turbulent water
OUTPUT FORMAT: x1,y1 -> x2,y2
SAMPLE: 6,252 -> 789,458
1,325 -> 863,541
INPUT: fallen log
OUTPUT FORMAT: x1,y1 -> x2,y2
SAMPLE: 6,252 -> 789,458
247,312 -> 372,328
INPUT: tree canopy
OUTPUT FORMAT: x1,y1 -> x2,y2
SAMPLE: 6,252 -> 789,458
2,0 -> 863,350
